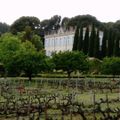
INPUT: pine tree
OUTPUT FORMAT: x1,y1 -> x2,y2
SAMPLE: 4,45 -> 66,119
72,26 -> 79,51
83,27 -> 89,55
101,29 -> 107,58
94,30 -> 100,58
89,25 -> 96,57
77,27 -> 83,51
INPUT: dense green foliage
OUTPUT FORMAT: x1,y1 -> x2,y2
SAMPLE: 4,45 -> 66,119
10,16 -> 41,35
13,41 -> 46,80
66,14 -> 102,28
83,27 -> 89,55
89,25 -> 96,57
52,51 -> 89,78
101,57 -> 120,76
40,15 -> 61,34
72,26 -> 79,51
0,33 -> 21,76
89,58 -> 102,74
77,26 -> 83,51
0,33 -> 45,80
94,30 -> 100,58
17,26 -> 43,51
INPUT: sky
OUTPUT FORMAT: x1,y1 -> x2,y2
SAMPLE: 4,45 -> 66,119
0,0 -> 120,25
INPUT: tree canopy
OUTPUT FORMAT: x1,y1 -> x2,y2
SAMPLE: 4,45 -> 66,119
10,16 -> 40,35
67,14 -> 102,28
40,15 -> 61,34
0,33 -> 21,76
14,41 -> 46,80
52,51 -> 89,79
0,33 -> 45,80
101,57 -> 120,77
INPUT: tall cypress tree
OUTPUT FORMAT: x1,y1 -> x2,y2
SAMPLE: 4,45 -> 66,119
113,35 -> 120,56
77,27 -> 83,51
101,29 -> 107,58
89,25 -> 96,57
94,30 -> 100,58
72,26 -> 79,51
83,27 -> 89,55
107,29 -> 114,56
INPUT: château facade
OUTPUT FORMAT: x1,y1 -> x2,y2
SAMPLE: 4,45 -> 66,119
44,27 -> 103,56
45,28 -> 75,56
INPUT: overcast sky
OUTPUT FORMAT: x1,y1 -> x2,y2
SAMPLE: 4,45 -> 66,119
0,0 -> 120,25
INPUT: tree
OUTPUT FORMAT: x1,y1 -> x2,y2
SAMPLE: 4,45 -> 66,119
0,33 -> 21,76
77,27 -> 83,51
40,15 -> 61,34
31,34 -> 43,51
89,25 -> 96,57
43,57 -> 55,73
94,30 -> 100,58
10,16 -> 40,35
61,17 -> 70,28
17,26 -> 43,51
89,58 -> 102,74
52,51 -> 89,80
113,34 -> 120,57
0,33 -> 45,79
113,20 -> 120,32
14,41 -> 46,81
72,26 -> 79,51
83,27 -> 89,55
101,57 -> 120,78
101,29 -> 107,58
67,14 -> 102,29
107,29 -> 114,56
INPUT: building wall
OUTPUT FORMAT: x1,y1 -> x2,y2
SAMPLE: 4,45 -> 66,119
45,28 -> 103,56
45,30 -> 75,56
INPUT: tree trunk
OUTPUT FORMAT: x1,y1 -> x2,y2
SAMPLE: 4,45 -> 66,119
67,71 -> 71,81
28,73 -> 32,81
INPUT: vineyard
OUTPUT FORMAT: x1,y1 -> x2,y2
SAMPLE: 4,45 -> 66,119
0,78 -> 120,120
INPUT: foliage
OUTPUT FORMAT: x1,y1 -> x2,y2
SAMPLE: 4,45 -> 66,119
67,14 -> 102,28
40,15 -> 61,34
89,25 -> 96,57
72,26 -> 79,51
13,41 -> 46,80
0,33 -> 45,79
10,16 -> 40,35
52,51 -> 89,78
101,57 -> 120,76
31,34 -> 43,51
101,29 -> 107,58
77,26 -> 83,51
0,33 -> 21,76
61,17 -> 70,28
83,27 -> 89,55
43,57 -> 55,73
17,27 -> 43,51
94,30 -> 100,58
107,29 -> 114,56
88,58 -> 102,74
113,35 -> 120,56
113,20 -> 120,32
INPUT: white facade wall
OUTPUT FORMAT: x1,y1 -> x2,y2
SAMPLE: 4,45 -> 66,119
45,31 -> 75,56
45,28 -> 103,56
